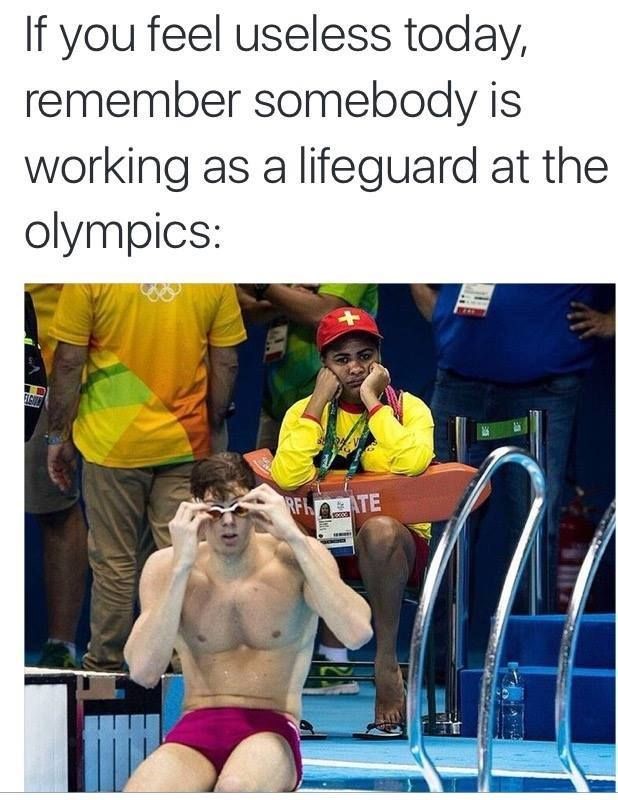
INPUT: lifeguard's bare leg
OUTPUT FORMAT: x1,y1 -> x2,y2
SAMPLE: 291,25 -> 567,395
356,515 -> 416,727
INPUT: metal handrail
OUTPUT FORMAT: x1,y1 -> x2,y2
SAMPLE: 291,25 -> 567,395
407,446 -> 546,792
440,410 -> 547,738
555,500 -> 615,792
476,452 -> 546,791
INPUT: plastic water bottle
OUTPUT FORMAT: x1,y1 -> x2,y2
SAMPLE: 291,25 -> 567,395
500,661 -> 525,740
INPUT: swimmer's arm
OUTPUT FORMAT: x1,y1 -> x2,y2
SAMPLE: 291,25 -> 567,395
126,500 -> 209,686
294,536 -> 373,650
124,550 -> 190,688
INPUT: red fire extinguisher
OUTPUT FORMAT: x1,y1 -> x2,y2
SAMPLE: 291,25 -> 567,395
556,487 -> 595,612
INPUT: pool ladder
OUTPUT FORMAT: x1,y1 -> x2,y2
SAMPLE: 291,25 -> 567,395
555,499 -> 615,791
406,444 -> 615,791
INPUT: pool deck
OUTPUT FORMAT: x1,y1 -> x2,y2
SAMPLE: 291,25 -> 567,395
300,684 -> 615,789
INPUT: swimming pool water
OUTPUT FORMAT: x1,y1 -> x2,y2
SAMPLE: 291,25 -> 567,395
300,775 -> 616,792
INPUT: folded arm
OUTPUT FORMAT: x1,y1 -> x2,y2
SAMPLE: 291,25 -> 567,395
367,399 -> 435,475
241,285 -> 347,328
270,409 -> 322,489
360,366 -> 434,475
270,367 -> 342,489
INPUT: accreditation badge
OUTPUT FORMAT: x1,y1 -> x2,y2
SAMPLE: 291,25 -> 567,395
263,318 -> 289,363
453,283 -> 496,317
312,491 -> 355,557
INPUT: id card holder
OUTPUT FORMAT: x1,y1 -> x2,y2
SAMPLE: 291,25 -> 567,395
453,283 -> 495,317
263,317 -> 289,363
312,489 -> 356,557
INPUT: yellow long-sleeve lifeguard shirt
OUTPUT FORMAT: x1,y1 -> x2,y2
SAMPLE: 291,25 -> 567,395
271,393 -> 435,539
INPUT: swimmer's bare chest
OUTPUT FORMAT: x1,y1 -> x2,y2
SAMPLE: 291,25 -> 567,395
173,545 -> 318,716
179,559 -> 314,654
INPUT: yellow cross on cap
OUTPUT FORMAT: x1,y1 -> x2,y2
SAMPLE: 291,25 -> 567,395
338,310 -> 361,326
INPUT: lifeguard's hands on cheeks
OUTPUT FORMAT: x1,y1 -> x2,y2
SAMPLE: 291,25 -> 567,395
314,367 -> 343,403
360,363 -> 391,407
239,484 -> 303,543
168,500 -> 211,570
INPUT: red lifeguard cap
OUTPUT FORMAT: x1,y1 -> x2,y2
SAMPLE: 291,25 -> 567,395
316,307 -> 382,352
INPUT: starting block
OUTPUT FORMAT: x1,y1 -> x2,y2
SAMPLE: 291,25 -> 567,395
24,669 -> 184,792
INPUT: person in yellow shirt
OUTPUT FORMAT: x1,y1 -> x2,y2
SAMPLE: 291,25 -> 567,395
47,284 -> 246,672
25,284 -> 88,669
271,307 -> 434,737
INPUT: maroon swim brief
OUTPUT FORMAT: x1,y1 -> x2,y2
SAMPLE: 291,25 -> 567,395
164,706 -> 303,788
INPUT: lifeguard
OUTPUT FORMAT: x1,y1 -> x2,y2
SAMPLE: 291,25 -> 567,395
270,306 -> 434,737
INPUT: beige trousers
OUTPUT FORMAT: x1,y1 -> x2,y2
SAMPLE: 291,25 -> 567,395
81,460 -> 193,671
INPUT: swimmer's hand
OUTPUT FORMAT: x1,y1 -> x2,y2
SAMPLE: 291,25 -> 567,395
168,500 -> 211,569
239,484 -> 304,543
360,363 -> 391,409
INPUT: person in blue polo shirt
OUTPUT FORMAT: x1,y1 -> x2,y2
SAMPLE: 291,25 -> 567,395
410,283 -> 614,611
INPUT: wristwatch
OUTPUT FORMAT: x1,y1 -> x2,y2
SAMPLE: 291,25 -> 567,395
46,432 -> 69,445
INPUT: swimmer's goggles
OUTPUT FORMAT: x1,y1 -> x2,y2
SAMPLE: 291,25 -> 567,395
195,500 -> 250,520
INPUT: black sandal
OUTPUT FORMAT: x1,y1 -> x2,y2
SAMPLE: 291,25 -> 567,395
352,721 -> 406,740
299,719 -> 328,740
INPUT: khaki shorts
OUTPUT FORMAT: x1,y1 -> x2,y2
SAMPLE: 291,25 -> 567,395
24,407 -> 79,515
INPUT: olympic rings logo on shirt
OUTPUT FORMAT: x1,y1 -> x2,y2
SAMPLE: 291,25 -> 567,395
140,284 -> 182,303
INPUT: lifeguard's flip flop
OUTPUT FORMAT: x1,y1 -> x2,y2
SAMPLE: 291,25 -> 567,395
300,719 -> 328,740
352,722 -> 407,740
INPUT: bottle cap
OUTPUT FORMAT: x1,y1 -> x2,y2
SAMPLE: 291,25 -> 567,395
507,661 -> 518,669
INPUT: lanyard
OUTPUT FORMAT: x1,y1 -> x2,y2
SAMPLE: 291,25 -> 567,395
317,400 -> 370,482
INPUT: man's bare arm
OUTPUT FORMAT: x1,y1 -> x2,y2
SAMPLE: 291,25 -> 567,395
241,285 -> 348,328
206,345 -> 239,451
410,284 -> 438,322
48,342 -> 87,439
125,500 -> 210,687
47,342 -> 87,490
235,285 -> 280,325
240,484 -> 373,650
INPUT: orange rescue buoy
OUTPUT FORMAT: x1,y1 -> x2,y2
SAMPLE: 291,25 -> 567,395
243,449 -> 490,530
